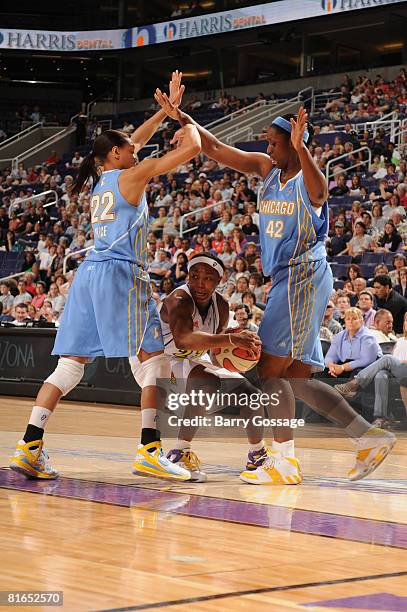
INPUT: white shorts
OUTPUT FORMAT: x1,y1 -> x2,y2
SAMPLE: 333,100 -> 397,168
169,354 -> 243,396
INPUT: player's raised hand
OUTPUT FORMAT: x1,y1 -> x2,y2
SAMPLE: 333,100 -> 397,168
154,88 -> 180,120
170,128 -> 185,148
169,70 -> 185,107
290,106 -> 308,151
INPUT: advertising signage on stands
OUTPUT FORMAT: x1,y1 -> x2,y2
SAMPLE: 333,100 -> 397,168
0,0 -> 405,52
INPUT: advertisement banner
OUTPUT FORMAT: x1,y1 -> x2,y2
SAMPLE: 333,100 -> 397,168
0,0 -> 405,52
130,0 -> 407,48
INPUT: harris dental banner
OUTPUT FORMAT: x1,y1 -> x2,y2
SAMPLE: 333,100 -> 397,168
0,0 -> 405,52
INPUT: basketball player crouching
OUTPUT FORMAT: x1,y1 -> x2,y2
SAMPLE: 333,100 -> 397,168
158,252 -> 303,484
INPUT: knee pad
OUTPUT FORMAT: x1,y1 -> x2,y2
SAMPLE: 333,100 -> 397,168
45,357 -> 85,396
129,353 -> 171,388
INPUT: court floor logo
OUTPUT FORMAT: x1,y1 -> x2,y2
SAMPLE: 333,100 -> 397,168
321,0 -> 338,11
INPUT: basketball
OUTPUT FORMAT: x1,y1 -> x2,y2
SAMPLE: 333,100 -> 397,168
213,328 -> 260,372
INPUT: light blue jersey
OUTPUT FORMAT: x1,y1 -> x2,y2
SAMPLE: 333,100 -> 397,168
53,169 -> 163,358
258,167 -> 329,278
257,167 -> 333,369
87,169 -> 149,268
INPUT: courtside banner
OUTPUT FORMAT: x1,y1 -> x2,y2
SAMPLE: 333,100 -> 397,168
0,0 -> 405,52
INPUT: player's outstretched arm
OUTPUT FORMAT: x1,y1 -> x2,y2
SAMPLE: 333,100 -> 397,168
291,107 -> 328,207
119,124 -> 201,205
130,70 -> 185,153
154,89 -> 272,179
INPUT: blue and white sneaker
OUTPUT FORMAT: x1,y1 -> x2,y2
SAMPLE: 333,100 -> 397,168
132,441 -> 191,481
10,440 -> 59,480
167,448 -> 207,482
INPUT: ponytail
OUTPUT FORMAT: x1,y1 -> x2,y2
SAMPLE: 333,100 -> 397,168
71,129 -> 130,194
72,152 -> 99,194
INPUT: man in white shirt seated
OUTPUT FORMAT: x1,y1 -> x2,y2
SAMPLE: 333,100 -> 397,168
370,309 -> 397,344
12,303 -> 31,326
336,311 -> 407,430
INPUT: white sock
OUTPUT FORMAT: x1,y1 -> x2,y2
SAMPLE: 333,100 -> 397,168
173,439 -> 191,451
272,440 -> 295,458
249,440 -> 265,452
29,406 -> 52,429
141,408 -> 157,429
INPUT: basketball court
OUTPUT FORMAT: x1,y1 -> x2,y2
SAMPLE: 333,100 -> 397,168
1,396 -> 406,611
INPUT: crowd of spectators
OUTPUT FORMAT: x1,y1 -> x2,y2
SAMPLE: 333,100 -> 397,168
1,69 -> 407,426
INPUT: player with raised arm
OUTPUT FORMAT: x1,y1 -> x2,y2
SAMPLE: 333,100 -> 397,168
10,73 -> 202,482
153,91 -> 395,484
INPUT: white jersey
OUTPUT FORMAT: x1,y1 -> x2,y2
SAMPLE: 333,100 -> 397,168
160,284 -> 221,360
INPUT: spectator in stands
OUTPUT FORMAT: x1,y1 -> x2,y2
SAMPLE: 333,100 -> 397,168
370,309 -> 397,343
375,220 -> 402,253
69,151 -> 84,169
149,249 -> 172,282
230,257 -> 249,283
322,301 -> 342,336
336,313 -> 407,429
230,277 -> 250,307
373,274 -> 407,334
383,194 -> 405,219
231,304 -> 258,333
0,282 -> 14,315
357,290 -> 376,328
346,222 -> 371,261
242,291 -> 263,325
197,209 -> 216,235
12,303 -> 31,326
31,281 -> 47,310
13,280 -> 32,307
217,210 -> 235,236
329,174 -> 349,196
328,220 -> 351,256
231,228 -> 247,254
349,175 -> 366,197
167,252 -> 188,287
346,263 -> 362,284
389,253 -> 407,286
47,283 -> 65,315
45,150 -> 61,167
325,307 -> 382,379
370,203 -> 386,234
159,278 -> 175,298
121,120 -> 135,134
150,207 -> 168,236
241,214 -> 259,236
394,266 -> 407,298
335,293 -> 351,326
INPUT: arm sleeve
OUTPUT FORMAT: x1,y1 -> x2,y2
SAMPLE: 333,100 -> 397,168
325,334 -> 340,366
348,336 -> 380,370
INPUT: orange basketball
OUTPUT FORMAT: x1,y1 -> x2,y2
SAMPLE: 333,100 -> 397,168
213,328 -> 260,373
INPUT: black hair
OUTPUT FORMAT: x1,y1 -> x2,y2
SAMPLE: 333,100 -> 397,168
72,130 -> 129,194
189,252 -> 225,272
271,113 -> 314,148
373,274 -> 392,288
234,303 -> 252,319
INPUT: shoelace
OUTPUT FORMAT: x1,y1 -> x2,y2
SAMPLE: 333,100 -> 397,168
262,455 -> 277,470
182,450 -> 201,471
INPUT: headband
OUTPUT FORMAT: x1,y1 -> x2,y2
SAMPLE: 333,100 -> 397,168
272,116 -> 309,143
188,256 -> 223,278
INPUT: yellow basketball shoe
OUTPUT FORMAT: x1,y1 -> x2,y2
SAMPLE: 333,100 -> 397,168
240,453 -> 303,485
132,441 -> 190,481
348,427 -> 396,481
9,440 -> 59,480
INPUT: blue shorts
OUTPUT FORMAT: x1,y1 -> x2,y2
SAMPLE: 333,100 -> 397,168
53,259 -> 164,358
258,259 -> 333,369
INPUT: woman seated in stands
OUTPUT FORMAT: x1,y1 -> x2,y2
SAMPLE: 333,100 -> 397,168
389,254 -> 407,286
371,203 -> 386,235
349,175 -> 367,198
345,222 -> 372,261
375,221 -> 402,253
394,266 -> 407,298
325,307 -> 382,380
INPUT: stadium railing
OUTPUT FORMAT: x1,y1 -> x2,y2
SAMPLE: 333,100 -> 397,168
0,122 -> 43,151
325,146 -> 372,182
8,190 -> 59,217
179,201 -> 223,238
63,245 -> 93,275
